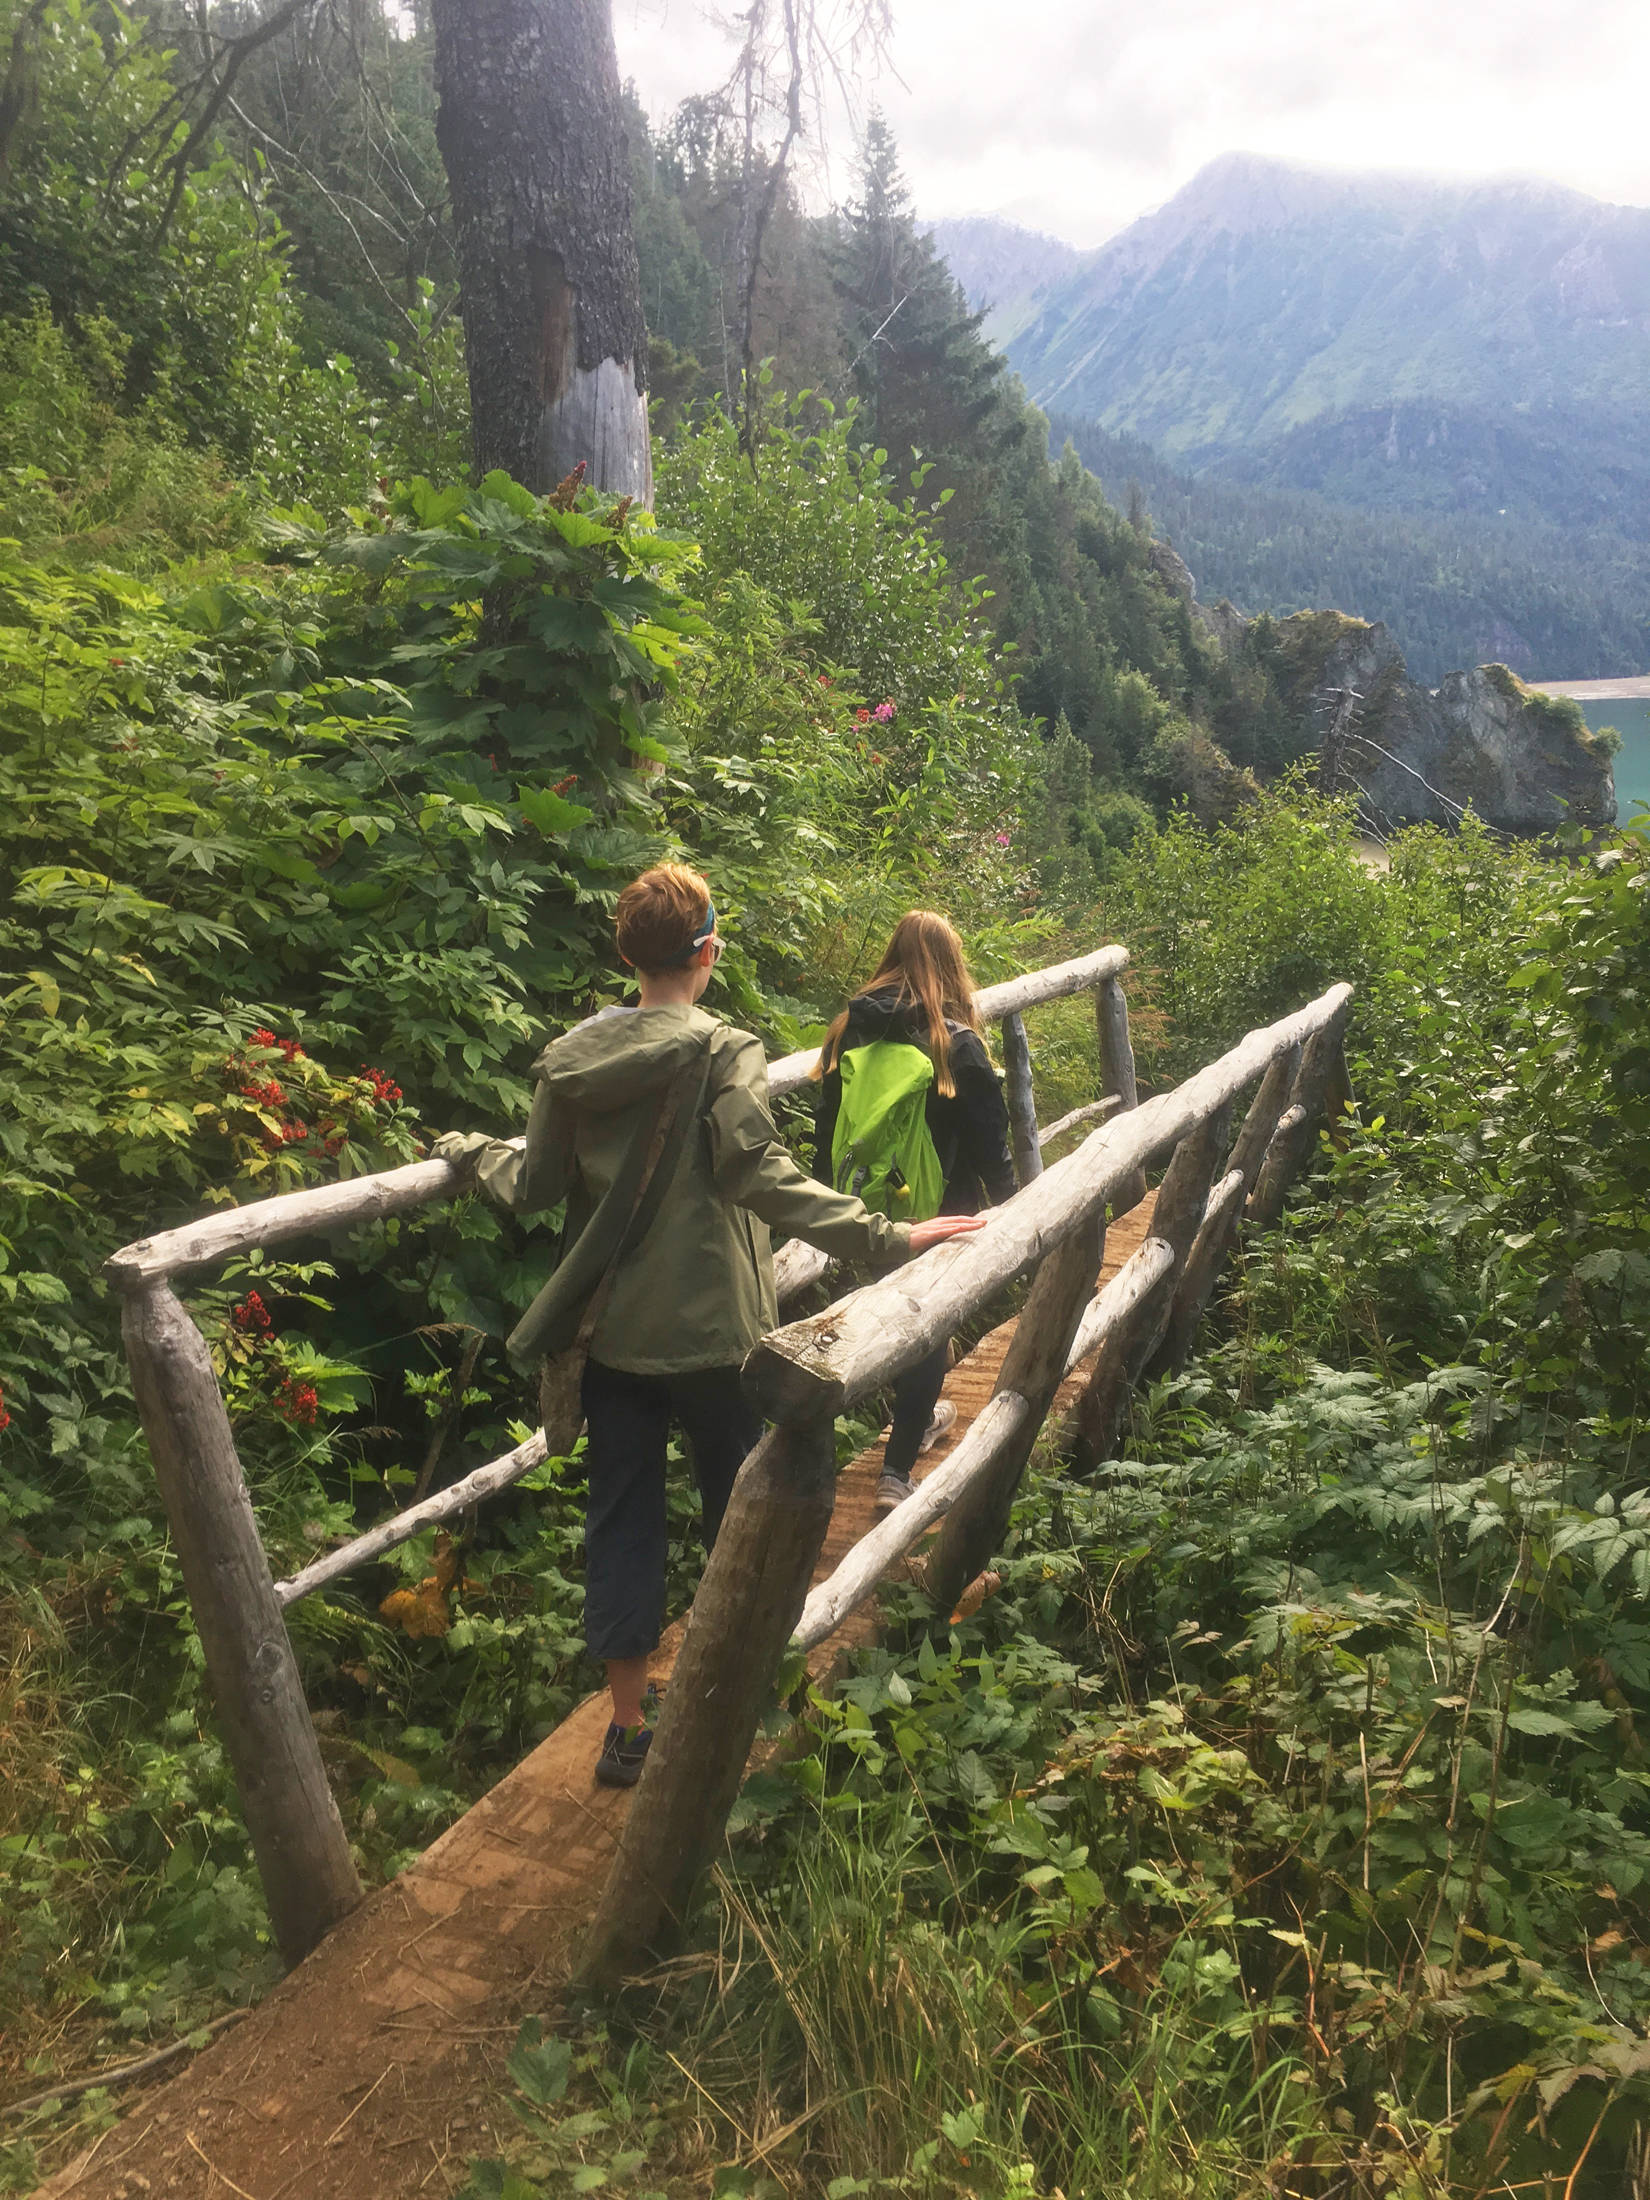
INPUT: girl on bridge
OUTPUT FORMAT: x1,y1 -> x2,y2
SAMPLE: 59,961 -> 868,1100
814,911 -> 1016,1516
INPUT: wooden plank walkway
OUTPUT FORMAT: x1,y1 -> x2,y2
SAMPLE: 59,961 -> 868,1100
36,1195 -> 1154,2200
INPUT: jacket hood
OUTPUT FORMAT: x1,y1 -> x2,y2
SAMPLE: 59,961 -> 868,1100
843,989 -> 967,1048
535,1004 -> 716,1110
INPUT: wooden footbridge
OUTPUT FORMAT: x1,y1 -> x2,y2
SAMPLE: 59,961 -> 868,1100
35,951 -> 1351,2198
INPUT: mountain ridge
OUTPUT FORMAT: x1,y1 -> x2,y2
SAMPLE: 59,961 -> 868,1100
934,156 -> 1650,546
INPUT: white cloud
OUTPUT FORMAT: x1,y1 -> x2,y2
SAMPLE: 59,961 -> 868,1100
614,0 -> 1650,245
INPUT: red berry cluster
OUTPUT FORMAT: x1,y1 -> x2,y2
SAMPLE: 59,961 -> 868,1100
0,1383 -> 10,1433
232,1291 -> 272,1337
551,773 -> 579,797
274,1377 -> 320,1427
360,1067 -> 402,1108
249,1029 -> 306,1063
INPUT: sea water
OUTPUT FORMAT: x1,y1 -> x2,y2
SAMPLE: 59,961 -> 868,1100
1577,699 -> 1650,823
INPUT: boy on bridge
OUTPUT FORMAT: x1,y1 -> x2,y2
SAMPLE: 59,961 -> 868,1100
438,864 -> 982,1787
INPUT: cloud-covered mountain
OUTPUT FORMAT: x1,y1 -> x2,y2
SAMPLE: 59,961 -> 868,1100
937,154 -> 1650,540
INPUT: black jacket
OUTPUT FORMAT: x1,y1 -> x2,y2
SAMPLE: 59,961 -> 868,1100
813,989 -> 1017,1216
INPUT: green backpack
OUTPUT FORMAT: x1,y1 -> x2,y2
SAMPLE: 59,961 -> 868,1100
831,1042 -> 946,1221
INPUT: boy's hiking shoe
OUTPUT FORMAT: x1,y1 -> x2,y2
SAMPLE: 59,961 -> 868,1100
874,1470 -> 916,1514
595,1680 -> 666,1788
595,1719 -> 654,1788
918,1399 -> 957,1454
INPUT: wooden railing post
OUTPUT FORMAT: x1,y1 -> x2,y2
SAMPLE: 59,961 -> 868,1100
1068,1106 -> 1228,1473
577,1411 -> 837,1987
1096,974 -> 1145,1210
1154,1043 -> 1300,1375
1001,1010 -> 1043,1189
924,1207 -> 1104,1617
119,1282 -> 362,1965
1247,1011 -> 1352,1231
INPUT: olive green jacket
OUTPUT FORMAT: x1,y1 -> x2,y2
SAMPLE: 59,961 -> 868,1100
469,1004 -> 910,1376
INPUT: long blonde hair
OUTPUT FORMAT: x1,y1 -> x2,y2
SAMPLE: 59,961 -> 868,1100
818,912 -> 980,1098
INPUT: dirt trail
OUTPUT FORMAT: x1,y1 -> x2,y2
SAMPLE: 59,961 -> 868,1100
35,1196 -> 1154,2200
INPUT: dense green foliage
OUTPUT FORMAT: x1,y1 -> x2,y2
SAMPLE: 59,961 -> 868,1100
452,807 -> 1650,2200
6,8 -> 1650,2197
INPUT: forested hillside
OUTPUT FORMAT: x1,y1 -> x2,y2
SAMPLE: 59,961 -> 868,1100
1053,413 -> 1650,685
8,7 -> 1650,2197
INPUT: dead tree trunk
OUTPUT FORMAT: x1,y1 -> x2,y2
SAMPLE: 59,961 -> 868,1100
431,0 -> 651,500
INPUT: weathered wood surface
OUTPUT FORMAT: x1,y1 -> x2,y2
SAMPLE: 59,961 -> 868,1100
1154,1042 -> 1301,1375
1247,1007 -> 1351,1230
1155,1168 -> 1245,1377
1096,972 -> 1145,1209
1069,1108 -> 1229,1470
30,1208 -> 1165,2200
794,1226 -> 1171,1652
1039,1094 -> 1120,1149
745,984 -> 1354,1425
121,1284 -> 362,1963
1001,1010 -> 1043,1190
764,943 -> 1130,1098
274,1428 -> 551,1609
105,1158 -> 463,1288
577,1412 -> 839,1986
924,1209 -> 1103,1616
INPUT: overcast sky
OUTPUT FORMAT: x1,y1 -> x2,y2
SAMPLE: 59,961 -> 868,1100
614,0 -> 1650,247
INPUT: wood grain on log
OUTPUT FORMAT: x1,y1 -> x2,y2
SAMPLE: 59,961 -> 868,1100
122,1284 -> 362,1963
105,1158 -> 463,1288
274,1428 -> 551,1609
578,1414 -> 838,1983
1039,1095 -> 1121,1150
1247,1003 -> 1352,1230
1001,1011 -> 1043,1190
1153,1043 -> 1302,1375
924,1209 -> 1103,1615
1068,1109 -> 1228,1469
745,985 -> 1353,1425
1096,973 -> 1145,1210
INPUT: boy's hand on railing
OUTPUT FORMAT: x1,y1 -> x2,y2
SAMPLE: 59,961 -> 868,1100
432,1130 -> 495,1178
908,1215 -> 988,1253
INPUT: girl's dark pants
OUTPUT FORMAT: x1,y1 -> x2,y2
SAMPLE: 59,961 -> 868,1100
581,1357 -> 762,1662
882,1339 -> 950,1482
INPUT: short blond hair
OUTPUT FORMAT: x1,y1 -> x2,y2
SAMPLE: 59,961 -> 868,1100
615,863 -> 712,973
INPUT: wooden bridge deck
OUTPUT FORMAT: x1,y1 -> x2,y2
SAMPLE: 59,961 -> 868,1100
36,1195 -> 1154,2200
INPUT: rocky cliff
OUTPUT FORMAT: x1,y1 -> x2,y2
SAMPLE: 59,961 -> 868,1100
1297,619 -> 1616,834
1195,591 -> 1618,834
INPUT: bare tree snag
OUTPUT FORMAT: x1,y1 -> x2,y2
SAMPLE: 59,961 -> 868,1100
121,1283 -> 362,1965
1001,1011 -> 1043,1189
924,1208 -> 1104,1616
431,0 -> 651,499
578,1413 -> 837,1984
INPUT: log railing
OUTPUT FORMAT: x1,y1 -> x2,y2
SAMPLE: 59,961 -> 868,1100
102,943 -> 1140,1965
577,982 -> 1352,1984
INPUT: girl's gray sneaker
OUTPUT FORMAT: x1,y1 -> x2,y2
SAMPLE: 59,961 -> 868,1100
874,1470 -> 915,1514
918,1399 -> 958,1453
